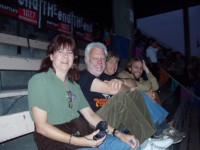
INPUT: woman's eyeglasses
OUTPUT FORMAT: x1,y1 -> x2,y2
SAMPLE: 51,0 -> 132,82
57,49 -> 73,56
66,91 -> 76,109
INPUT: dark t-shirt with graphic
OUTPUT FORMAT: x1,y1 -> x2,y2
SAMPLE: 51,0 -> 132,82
79,70 -> 111,112
99,72 -> 115,81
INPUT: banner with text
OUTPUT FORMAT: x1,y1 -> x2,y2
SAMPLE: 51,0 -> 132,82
0,0 -> 93,42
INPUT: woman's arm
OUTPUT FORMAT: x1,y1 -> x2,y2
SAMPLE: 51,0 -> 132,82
32,106 -> 105,147
79,107 -> 105,130
32,107 -> 70,143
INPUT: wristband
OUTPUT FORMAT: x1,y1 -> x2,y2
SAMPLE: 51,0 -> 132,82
112,129 -> 119,137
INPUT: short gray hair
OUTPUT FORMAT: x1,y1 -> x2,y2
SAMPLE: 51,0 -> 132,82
84,42 -> 108,60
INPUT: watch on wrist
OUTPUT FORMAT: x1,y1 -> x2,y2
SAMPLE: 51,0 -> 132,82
112,129 -> 119,137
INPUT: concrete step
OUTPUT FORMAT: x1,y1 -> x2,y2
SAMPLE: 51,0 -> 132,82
0,133 -> 37,150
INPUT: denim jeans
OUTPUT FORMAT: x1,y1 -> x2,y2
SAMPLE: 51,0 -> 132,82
141,92 -> 170,136
77,135 -> 131,150
141,92 -> 169,125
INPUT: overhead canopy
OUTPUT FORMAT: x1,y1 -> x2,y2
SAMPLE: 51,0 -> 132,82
56,0 -> 200,26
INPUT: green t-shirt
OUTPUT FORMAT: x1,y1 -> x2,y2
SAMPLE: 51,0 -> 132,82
28,69 -> 89,125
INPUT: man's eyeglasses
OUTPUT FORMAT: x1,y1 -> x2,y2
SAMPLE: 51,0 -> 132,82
66,91 -> 76,109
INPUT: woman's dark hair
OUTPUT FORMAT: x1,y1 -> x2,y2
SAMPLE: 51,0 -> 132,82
39,34 -> 79,82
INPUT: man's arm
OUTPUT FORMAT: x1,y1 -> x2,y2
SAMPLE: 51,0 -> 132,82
145,72 -> 159,91
143,60 -> 159,91
90,78 -> 133,95
120,78 -> 137,88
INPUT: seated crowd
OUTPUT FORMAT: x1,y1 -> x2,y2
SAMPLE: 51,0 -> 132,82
28,34 -> 186,150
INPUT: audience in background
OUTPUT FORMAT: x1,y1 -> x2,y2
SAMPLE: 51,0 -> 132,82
171,51 -> 186,83
145,38 -> 161,80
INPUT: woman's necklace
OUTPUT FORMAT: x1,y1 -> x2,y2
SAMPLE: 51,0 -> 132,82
64,80 -> 76,109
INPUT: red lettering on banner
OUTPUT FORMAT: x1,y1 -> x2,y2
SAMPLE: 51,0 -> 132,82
58,22 -> 71,35
0,9 -> 17,17
18,8 -> 38,25
84,32 -> 92,42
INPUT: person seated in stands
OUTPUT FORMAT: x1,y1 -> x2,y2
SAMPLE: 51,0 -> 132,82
28,34 -> 140,150
118,57 -> 160,104
117,57 -> 185,143
145,38 -> 161,79
79,42 -> 175,149
171,51 -> 186,83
